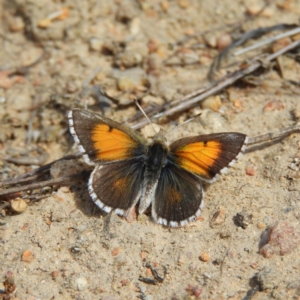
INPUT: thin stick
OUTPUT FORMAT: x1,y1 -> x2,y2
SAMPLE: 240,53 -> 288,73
131,39 -> 300,130
247,124 -> 300,146
234,27 -> 300,56
0,173 -> 85,198
0,153 -> 82,188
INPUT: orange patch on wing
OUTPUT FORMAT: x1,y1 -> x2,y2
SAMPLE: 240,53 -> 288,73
169,187 -> 181,203
92,124 -> 137,161
113,177 -> 127,192
174,141 -> 222,176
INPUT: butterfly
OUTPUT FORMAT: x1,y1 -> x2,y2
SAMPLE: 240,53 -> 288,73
68,109 -> 248,227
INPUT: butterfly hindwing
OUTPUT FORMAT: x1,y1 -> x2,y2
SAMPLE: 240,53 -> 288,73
170,133 -> 248,183
89,159 -> 145,215
152,161 -> 204,227
68,109 -> 147,165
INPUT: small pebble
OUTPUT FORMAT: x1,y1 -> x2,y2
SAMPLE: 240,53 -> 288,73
201,96 -> 222,112
60,186 -> 70,193
185,284 -> 202,297
178,0 -> 190,9
233,99 -> 242,108
89,38 -> 103,51
217,33 -> 232,51
141,123 -> 160,139
51,271 -> 60,279
263,100 -> 284,112
245,166 -> 255,176
246,3 -> 263,15
204,33 -> 217,48
140,251 -> 147,261
115,51 -> 144,68
111,247 -> 121,257
142,95 -> 164,106
22,250 -> 34,263
277,1 -> 292,10
177,254 -> 185,266
37,18 -> 52,28
125,209 -> 137,223
120,279 -> 129,286
250,262 -> 259,269
116,69 -> 148,93
11,198 -> 27,213
129,17 -> 140,35
199,252 -> 210,262
160,2 -> 169,12
260,6 -> 275,17
8,15 -> 25,32
199,54 -> 212,65
66,80 -> 80,93
257,221 -> 266,229
21,223 -> 29,230
210,208 -> 226,227
227,88 -> 240,102
75,277 -> 88,291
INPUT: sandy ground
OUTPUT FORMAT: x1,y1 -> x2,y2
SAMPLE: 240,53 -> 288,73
1,0 -> 300,299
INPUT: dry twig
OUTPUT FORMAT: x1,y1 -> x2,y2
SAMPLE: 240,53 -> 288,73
131,39 -> 300,130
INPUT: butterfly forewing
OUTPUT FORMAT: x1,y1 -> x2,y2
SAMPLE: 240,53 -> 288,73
68,109 -> 147,165
170,133 -> 248,183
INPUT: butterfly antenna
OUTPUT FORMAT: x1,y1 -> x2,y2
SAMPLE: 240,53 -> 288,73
134,100 -> 158,135
165,112 -> 202,136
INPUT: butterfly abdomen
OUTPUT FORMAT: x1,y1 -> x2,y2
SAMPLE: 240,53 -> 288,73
138,141 -> 168,214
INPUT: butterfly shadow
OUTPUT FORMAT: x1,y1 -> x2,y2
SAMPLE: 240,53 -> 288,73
68,167 -> 146,239
69,174 -> 118,239
69,169 -> 106,218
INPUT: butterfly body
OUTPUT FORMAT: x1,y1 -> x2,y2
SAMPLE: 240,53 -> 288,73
69,109 -> 248,227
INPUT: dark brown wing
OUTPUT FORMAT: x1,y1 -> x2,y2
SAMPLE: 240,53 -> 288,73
152,161 -> 204,227
89,159 -> 145,216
